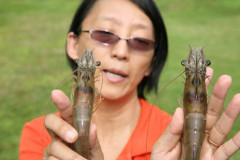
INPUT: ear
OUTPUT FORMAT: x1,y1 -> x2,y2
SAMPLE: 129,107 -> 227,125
144,65 -> 152,77
67,32 -> 79,60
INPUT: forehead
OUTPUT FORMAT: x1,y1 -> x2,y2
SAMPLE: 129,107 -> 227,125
81,0 -> 153,31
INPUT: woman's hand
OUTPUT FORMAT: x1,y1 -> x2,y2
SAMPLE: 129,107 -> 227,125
42,90 -> 104,160
151,68 -> 240,160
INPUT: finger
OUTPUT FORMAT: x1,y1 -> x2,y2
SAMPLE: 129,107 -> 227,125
152,108 -> 183,153
89,123 -> 97,149
205,67 -> 213,89
45,141 -> 85,160
206,75 -> 232,131
89,124 -> 104,160
52,89 -> 73,123
208,94 -> 240,147
45,114 -> 78,143
43,155 -> 60,160
42,151 -> 59,160
213,131 -> 240,160
48,156 -> 59,160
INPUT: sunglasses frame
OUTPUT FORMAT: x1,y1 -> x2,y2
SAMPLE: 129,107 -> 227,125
81,29 -> 155,52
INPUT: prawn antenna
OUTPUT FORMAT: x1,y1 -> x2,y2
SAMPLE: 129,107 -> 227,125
41,68 -> 78,154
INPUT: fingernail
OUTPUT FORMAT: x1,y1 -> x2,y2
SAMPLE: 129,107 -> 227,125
51,89 -> 58,95
51,90 -> 57,97
66,131 -> 77,142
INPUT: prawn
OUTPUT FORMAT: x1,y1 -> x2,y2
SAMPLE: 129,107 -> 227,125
181,46 -> 211,160
42,49 -> 101,159
146,46 -> 210,160
71,49 -> 101,159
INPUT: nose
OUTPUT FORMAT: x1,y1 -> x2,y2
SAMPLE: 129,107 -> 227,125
110,39 -> 129,60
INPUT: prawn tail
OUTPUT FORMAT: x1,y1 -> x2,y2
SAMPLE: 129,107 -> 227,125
183,113 -> 206,160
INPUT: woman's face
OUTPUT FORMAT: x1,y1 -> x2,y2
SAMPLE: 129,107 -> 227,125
67,0 -> 155,101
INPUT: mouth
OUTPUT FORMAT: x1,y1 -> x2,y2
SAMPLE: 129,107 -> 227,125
103,69 -> 128,82
104,70 -> 127,77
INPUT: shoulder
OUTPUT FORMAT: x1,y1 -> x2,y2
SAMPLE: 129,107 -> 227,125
20,116 -> 47,142
21,113 -> 59,136
19,115 -> 50,149
19,113 -> 59,159
128,99 -> 172,157
139,98 -> 172,125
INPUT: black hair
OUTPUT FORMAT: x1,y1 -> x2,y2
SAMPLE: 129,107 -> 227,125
66,0 -> 168,99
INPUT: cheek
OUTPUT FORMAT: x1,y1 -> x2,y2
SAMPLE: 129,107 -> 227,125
133,54 -> 153,76
92,48 -> 109,66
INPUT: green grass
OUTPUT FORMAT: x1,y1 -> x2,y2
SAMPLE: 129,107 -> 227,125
0,0 -> 239,159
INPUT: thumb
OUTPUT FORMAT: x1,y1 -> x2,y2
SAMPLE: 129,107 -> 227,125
89,123 -> 104,160
151,108 -> 184,159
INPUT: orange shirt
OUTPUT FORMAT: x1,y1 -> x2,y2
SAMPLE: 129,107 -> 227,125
19,99 -> 172,160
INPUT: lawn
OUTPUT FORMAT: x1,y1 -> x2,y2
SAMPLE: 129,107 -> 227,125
0,0 -> 239,159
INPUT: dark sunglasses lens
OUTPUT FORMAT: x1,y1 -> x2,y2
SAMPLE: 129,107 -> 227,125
129,38 -> 154,51
91,30 -> 119,44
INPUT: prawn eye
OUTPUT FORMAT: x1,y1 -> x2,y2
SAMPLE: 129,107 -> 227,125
181,60 -> 187,66
206,60 -> 211,66
75,58 -> 80,64
96,61 -> 101,66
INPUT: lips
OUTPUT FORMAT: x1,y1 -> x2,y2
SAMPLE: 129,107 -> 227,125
103,69 -> 128,83
105,71 -> 124,78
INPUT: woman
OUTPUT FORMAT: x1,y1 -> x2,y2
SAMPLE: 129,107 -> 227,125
19,0 -> 240,159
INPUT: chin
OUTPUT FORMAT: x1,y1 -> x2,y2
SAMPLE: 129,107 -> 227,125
102,89 -> 137,103
101,91 -> 123,101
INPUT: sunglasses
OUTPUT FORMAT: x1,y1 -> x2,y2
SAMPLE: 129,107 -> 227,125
82,30 -> 155,52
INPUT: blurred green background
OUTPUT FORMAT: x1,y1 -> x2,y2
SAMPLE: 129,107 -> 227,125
0,0 -> 239,159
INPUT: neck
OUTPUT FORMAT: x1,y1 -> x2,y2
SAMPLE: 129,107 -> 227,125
91,90 -> 142,160
92,91 -> 141,126
93,89 -> 143,135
